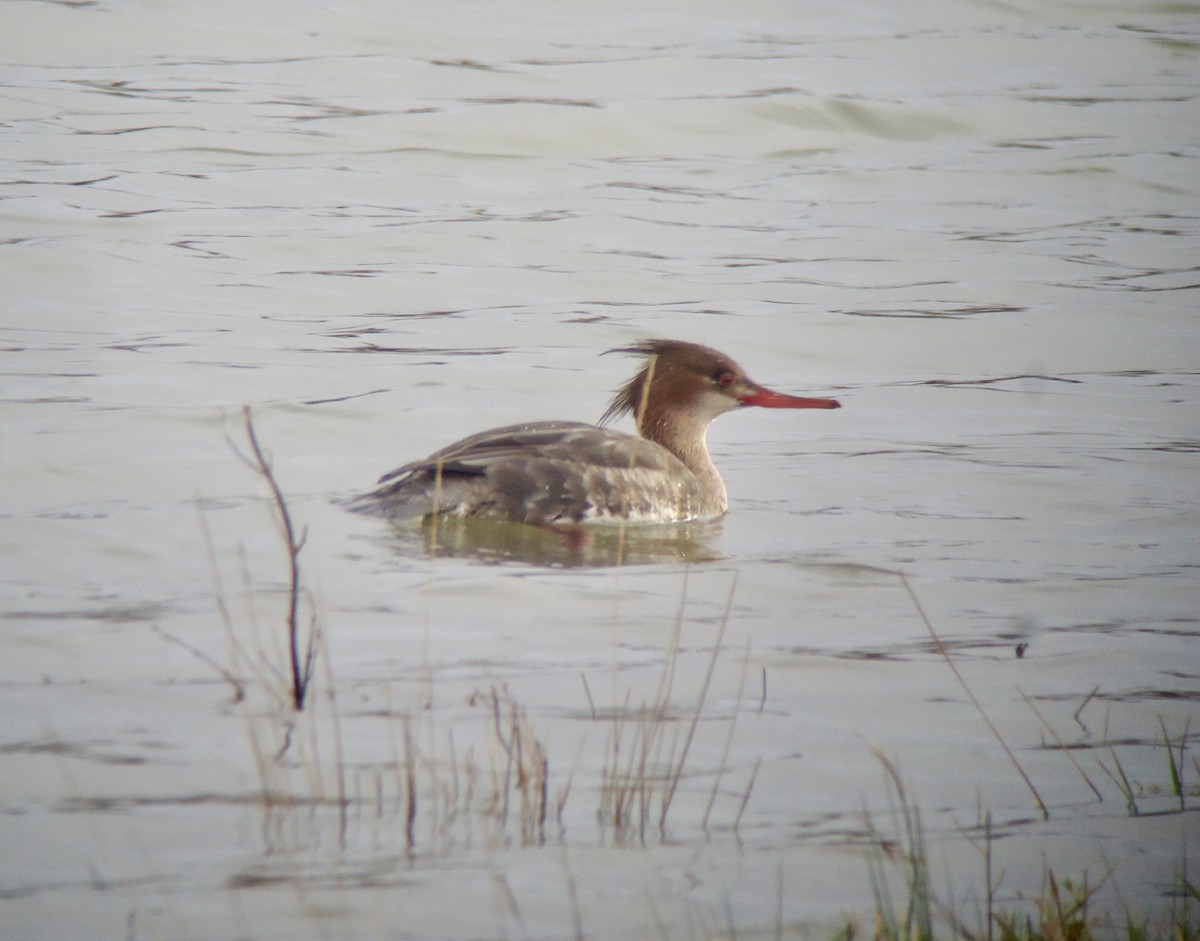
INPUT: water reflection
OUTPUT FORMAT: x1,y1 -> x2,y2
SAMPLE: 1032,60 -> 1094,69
379,516 -> 725,567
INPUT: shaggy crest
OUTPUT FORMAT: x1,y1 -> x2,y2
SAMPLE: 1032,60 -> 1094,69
598,339 -> 739,427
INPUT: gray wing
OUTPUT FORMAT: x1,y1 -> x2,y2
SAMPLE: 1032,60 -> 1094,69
354,421 -> 702,524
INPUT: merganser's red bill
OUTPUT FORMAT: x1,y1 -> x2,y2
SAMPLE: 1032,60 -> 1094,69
350,339 -> 842,526
741,387 -> 841,409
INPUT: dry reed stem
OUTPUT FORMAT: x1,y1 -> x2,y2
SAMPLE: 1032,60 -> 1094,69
314,620 -> 349,848
196,501 -> 285,825
702,636 -> 753,833
150,624 -> 245,704
428,458 -> 445,554
1018,687 -> 1104,802
1074,685 -> 1100,736
195,502 -> 266,699
658,570 -> 738,830
580,671 -> 597,719
557,734 -> 588,839
1097,746 -> 1140,816
403,714 -> 417,853
732,756 -> 762,836
560,846 -> 585,941
598,570 -> 741,843
900,572 -> 1048,821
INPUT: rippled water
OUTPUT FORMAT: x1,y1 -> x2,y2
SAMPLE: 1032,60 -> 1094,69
3,1 -> 1198,938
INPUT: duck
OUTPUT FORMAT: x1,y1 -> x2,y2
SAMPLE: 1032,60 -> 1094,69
349,339 -> 840,525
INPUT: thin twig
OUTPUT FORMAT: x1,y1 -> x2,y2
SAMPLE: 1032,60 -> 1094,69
237,406 -> 314,711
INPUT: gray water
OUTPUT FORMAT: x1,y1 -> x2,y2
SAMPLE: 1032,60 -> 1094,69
3,1 -> 1198,938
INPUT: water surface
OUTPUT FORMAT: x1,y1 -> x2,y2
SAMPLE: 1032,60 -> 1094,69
2,1 -> 1198,938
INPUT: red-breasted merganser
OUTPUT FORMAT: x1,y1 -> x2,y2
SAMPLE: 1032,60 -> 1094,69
350,339 -> 840,525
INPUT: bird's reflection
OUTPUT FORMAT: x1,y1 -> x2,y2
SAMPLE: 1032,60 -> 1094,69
380,516 -> 725,568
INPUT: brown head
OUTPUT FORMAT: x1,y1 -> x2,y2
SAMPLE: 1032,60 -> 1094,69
599,339 -> 841,436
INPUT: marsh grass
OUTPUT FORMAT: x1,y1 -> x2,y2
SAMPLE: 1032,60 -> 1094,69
861,753 -> 936,941
187,423 -> 1197,939
875,575 -> 1199,941
209,519 -> 753,858
1160,716 -> 1193,813
195,414 -> 756,861
1022,690 -> 1197,817
596,570 -> 759,845
855,755 -> 1199,941
474,682 -> 552,847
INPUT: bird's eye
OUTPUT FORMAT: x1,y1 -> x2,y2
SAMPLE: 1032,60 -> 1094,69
713,370 -> 735,388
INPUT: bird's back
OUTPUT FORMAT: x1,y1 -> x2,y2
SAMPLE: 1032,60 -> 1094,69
349,421 -> 716,525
